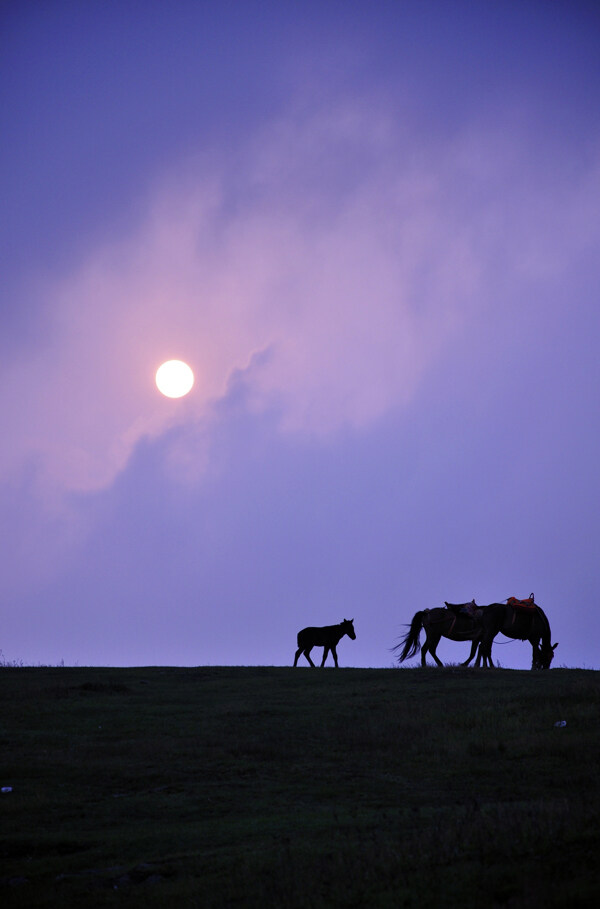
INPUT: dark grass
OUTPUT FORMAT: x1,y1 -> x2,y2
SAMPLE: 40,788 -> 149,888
1,665 -> 599,907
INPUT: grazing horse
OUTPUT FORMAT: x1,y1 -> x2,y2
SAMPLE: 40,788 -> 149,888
476,602 -> 558,669
293,619 -> 356,668
393,603 -> 485,668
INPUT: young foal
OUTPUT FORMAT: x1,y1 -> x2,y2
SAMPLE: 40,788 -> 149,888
293,619 -> 356,667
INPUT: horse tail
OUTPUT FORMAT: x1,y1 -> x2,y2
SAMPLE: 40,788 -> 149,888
393,611 -> 425,663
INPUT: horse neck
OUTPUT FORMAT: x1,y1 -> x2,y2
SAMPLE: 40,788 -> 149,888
535,606 -> 552,646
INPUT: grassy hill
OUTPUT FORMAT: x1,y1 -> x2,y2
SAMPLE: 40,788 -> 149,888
1,665 -> 599,907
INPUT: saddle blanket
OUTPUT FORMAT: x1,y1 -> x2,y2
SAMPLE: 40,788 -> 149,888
507,594 -> 536,610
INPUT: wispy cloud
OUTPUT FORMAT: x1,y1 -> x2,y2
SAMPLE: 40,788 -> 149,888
1,96 -> 597,495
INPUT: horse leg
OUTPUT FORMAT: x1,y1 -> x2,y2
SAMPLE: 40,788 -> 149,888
479,641 -> 494,668
429,644 -> 444,668
460,639 -> 479,667
304,647 -> 316,667
320,647 -> 330,667
485,635 -> 496,667
331,646 -> 339,668
475,643 -> 488,668
426,630 -> 444,667
420,627 -> 431,666
293,647 -> 302,667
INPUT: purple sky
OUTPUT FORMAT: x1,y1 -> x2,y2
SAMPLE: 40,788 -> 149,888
2,2 -> 599,669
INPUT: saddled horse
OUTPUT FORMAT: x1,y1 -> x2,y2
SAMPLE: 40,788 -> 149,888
393,602 -> 486,668
476,601 -> 558,669
293,618 -> 356,668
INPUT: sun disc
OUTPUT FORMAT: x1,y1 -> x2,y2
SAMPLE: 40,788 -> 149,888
155,360 -> 194,398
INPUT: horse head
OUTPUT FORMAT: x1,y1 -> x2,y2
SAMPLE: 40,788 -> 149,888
532,641 -> 558,670
342,618 -> 356,640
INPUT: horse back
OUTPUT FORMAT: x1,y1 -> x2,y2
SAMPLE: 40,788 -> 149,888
508,604 -> 549,639
297,624 -> 340,647
491,602 -> 541,641
423,607 -> 455,626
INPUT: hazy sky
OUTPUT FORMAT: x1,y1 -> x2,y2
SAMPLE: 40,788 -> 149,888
2,1 -> 599,668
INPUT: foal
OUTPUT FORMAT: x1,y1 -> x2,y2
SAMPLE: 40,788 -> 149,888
293,619 -> 356,667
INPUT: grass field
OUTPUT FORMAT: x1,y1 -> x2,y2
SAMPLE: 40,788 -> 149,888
1,665 -> 599,907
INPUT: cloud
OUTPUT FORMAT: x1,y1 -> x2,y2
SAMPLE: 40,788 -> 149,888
1,95 -> 598,497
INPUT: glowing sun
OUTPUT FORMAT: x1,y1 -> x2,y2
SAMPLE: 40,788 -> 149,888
155,360 -> 194,398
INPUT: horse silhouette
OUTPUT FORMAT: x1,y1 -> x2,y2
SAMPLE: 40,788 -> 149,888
293,619 -> 356,667
475,601 -> 557,669
393,603 -> 484,667
394,599 -> 557,669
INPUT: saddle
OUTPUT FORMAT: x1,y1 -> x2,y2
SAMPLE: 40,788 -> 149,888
444,600 -> 483,634
507,593 -> 536,611
445,599 -> 480,619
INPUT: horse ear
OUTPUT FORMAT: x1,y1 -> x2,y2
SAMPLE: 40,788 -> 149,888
553,643 -> 558,650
